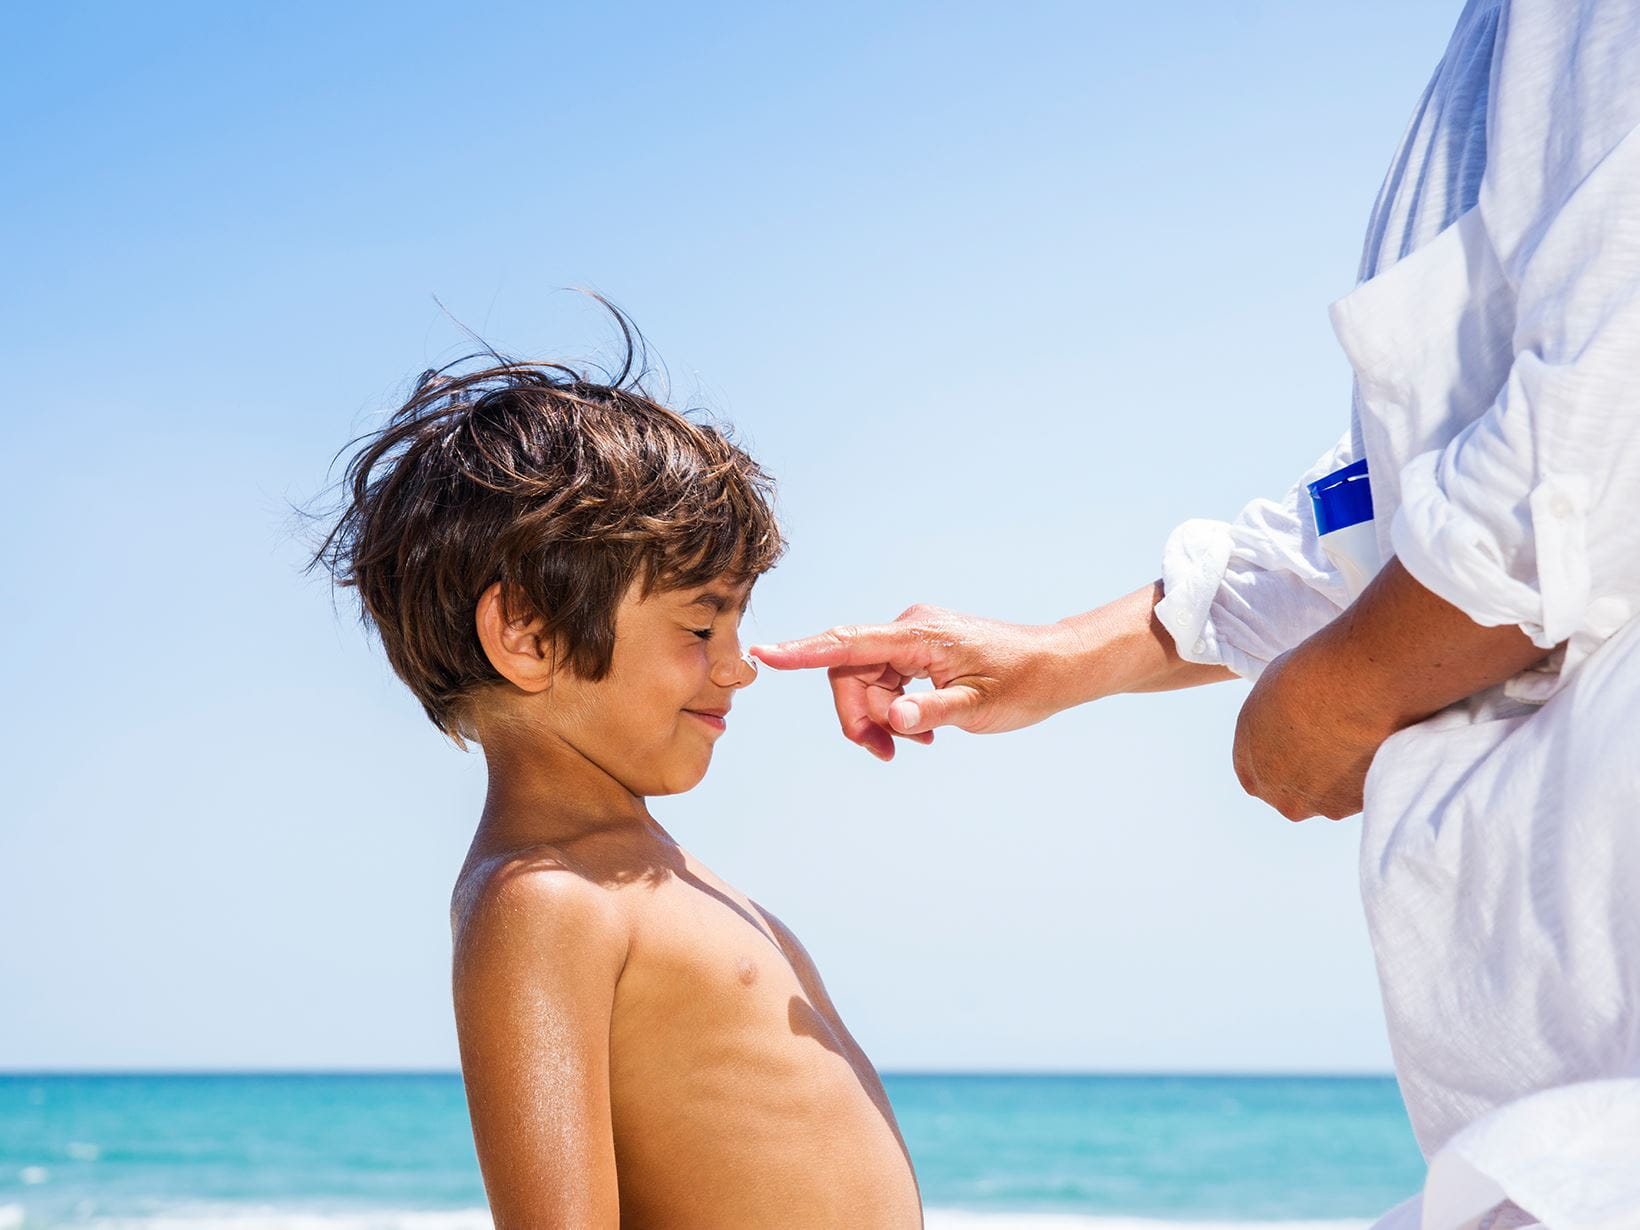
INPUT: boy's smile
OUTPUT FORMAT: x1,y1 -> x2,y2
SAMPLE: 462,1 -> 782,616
683,706 -> 729,733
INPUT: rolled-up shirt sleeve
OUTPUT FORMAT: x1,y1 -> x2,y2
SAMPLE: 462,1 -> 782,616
1392,113 -> 1640,676
1157,432 -> 1356,682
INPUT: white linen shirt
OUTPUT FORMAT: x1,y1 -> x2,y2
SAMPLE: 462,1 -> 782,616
1154,2 -> 1640,1226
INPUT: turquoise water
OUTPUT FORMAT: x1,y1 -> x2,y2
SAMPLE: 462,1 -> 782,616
0,1073 -> 1424,1227
889,1075 -> 1420,1218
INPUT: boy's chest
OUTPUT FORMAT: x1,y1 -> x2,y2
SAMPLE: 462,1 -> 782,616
626,883 -> 795,995
605,878 -> 841,1061
596,870 -> 916,1223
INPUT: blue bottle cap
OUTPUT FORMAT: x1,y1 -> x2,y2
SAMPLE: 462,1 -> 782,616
1307,458 -> 1373,535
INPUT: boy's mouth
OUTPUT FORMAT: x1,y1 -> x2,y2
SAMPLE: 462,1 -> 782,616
684,707 -> 728,734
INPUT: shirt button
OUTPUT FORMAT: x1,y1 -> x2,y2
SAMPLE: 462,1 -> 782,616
1548,492 -> 1575,519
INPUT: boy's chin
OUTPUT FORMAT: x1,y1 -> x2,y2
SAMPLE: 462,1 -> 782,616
632,752 -> 713,798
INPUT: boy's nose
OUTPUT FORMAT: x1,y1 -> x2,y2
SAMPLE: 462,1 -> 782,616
713,649 -> 758,689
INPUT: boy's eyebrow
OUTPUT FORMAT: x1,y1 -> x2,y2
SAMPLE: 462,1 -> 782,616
686,588 -> 748,614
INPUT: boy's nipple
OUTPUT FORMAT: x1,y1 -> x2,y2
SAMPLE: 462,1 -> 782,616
736,956 -> 758,987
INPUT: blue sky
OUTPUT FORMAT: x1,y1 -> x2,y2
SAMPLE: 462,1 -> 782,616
2,0 -> 1467,1072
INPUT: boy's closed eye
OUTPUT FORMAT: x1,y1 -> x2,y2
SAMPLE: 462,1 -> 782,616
682,587 -> 751,640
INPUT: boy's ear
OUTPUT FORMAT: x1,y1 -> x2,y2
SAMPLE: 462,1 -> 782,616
475,582 -> 556,694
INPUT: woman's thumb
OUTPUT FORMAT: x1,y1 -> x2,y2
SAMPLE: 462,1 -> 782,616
889,685 -> 981,735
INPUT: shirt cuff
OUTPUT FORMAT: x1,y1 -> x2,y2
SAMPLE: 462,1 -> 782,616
1157,518 -> 1342,682
1156,518 -> 1233,668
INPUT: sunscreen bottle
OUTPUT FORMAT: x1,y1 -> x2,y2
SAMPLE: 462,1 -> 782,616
1307,458 -> 1381,599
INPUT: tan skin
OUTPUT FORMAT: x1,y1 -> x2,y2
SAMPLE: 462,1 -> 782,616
450,578 -> 921,1230
751,558 -> 1550,820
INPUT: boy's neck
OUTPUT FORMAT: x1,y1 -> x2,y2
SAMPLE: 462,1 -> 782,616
475,726 -> 657,851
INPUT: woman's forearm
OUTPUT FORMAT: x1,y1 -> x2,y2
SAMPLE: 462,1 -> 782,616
1295,556 -> 1550,737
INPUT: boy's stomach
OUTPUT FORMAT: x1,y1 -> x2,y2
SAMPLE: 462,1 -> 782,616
605,950 -> 920,1226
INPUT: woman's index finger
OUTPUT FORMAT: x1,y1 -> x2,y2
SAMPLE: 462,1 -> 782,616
749,623 -> 931,671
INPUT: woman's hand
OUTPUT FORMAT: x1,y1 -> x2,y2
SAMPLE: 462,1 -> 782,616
751,585 -> 1234,760
751,607 -> 1075,759
1231,645 -> 1391,821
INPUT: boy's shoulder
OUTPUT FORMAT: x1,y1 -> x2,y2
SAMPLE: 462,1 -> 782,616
450,845 -> 628,972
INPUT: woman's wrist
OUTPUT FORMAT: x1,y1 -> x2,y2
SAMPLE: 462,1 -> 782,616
1050,581 -> 1234,707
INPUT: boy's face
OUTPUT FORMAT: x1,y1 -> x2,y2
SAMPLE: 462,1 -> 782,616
544,577 -> 758,797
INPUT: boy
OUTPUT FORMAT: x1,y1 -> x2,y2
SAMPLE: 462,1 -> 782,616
314,325 -> 922,1228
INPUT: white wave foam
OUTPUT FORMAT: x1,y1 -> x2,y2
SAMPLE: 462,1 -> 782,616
85,1212 -> 496,1230
927,1216 -> 1371,1230
0,1203 -> 24,1230
59,1209 -> 1377,1230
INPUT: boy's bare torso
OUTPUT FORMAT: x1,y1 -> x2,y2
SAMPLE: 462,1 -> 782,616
453,819 -> 922,1228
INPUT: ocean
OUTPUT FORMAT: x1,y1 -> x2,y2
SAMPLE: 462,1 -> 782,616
0,1073 -> 1424,1228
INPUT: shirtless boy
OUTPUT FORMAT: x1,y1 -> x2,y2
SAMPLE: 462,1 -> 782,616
314,325 -> 921,1228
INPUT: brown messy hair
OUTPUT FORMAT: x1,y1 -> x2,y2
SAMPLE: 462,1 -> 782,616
310,307 -> 783,740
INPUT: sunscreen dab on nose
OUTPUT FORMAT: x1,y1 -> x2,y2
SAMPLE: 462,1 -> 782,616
1308,458 -> 1381,599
